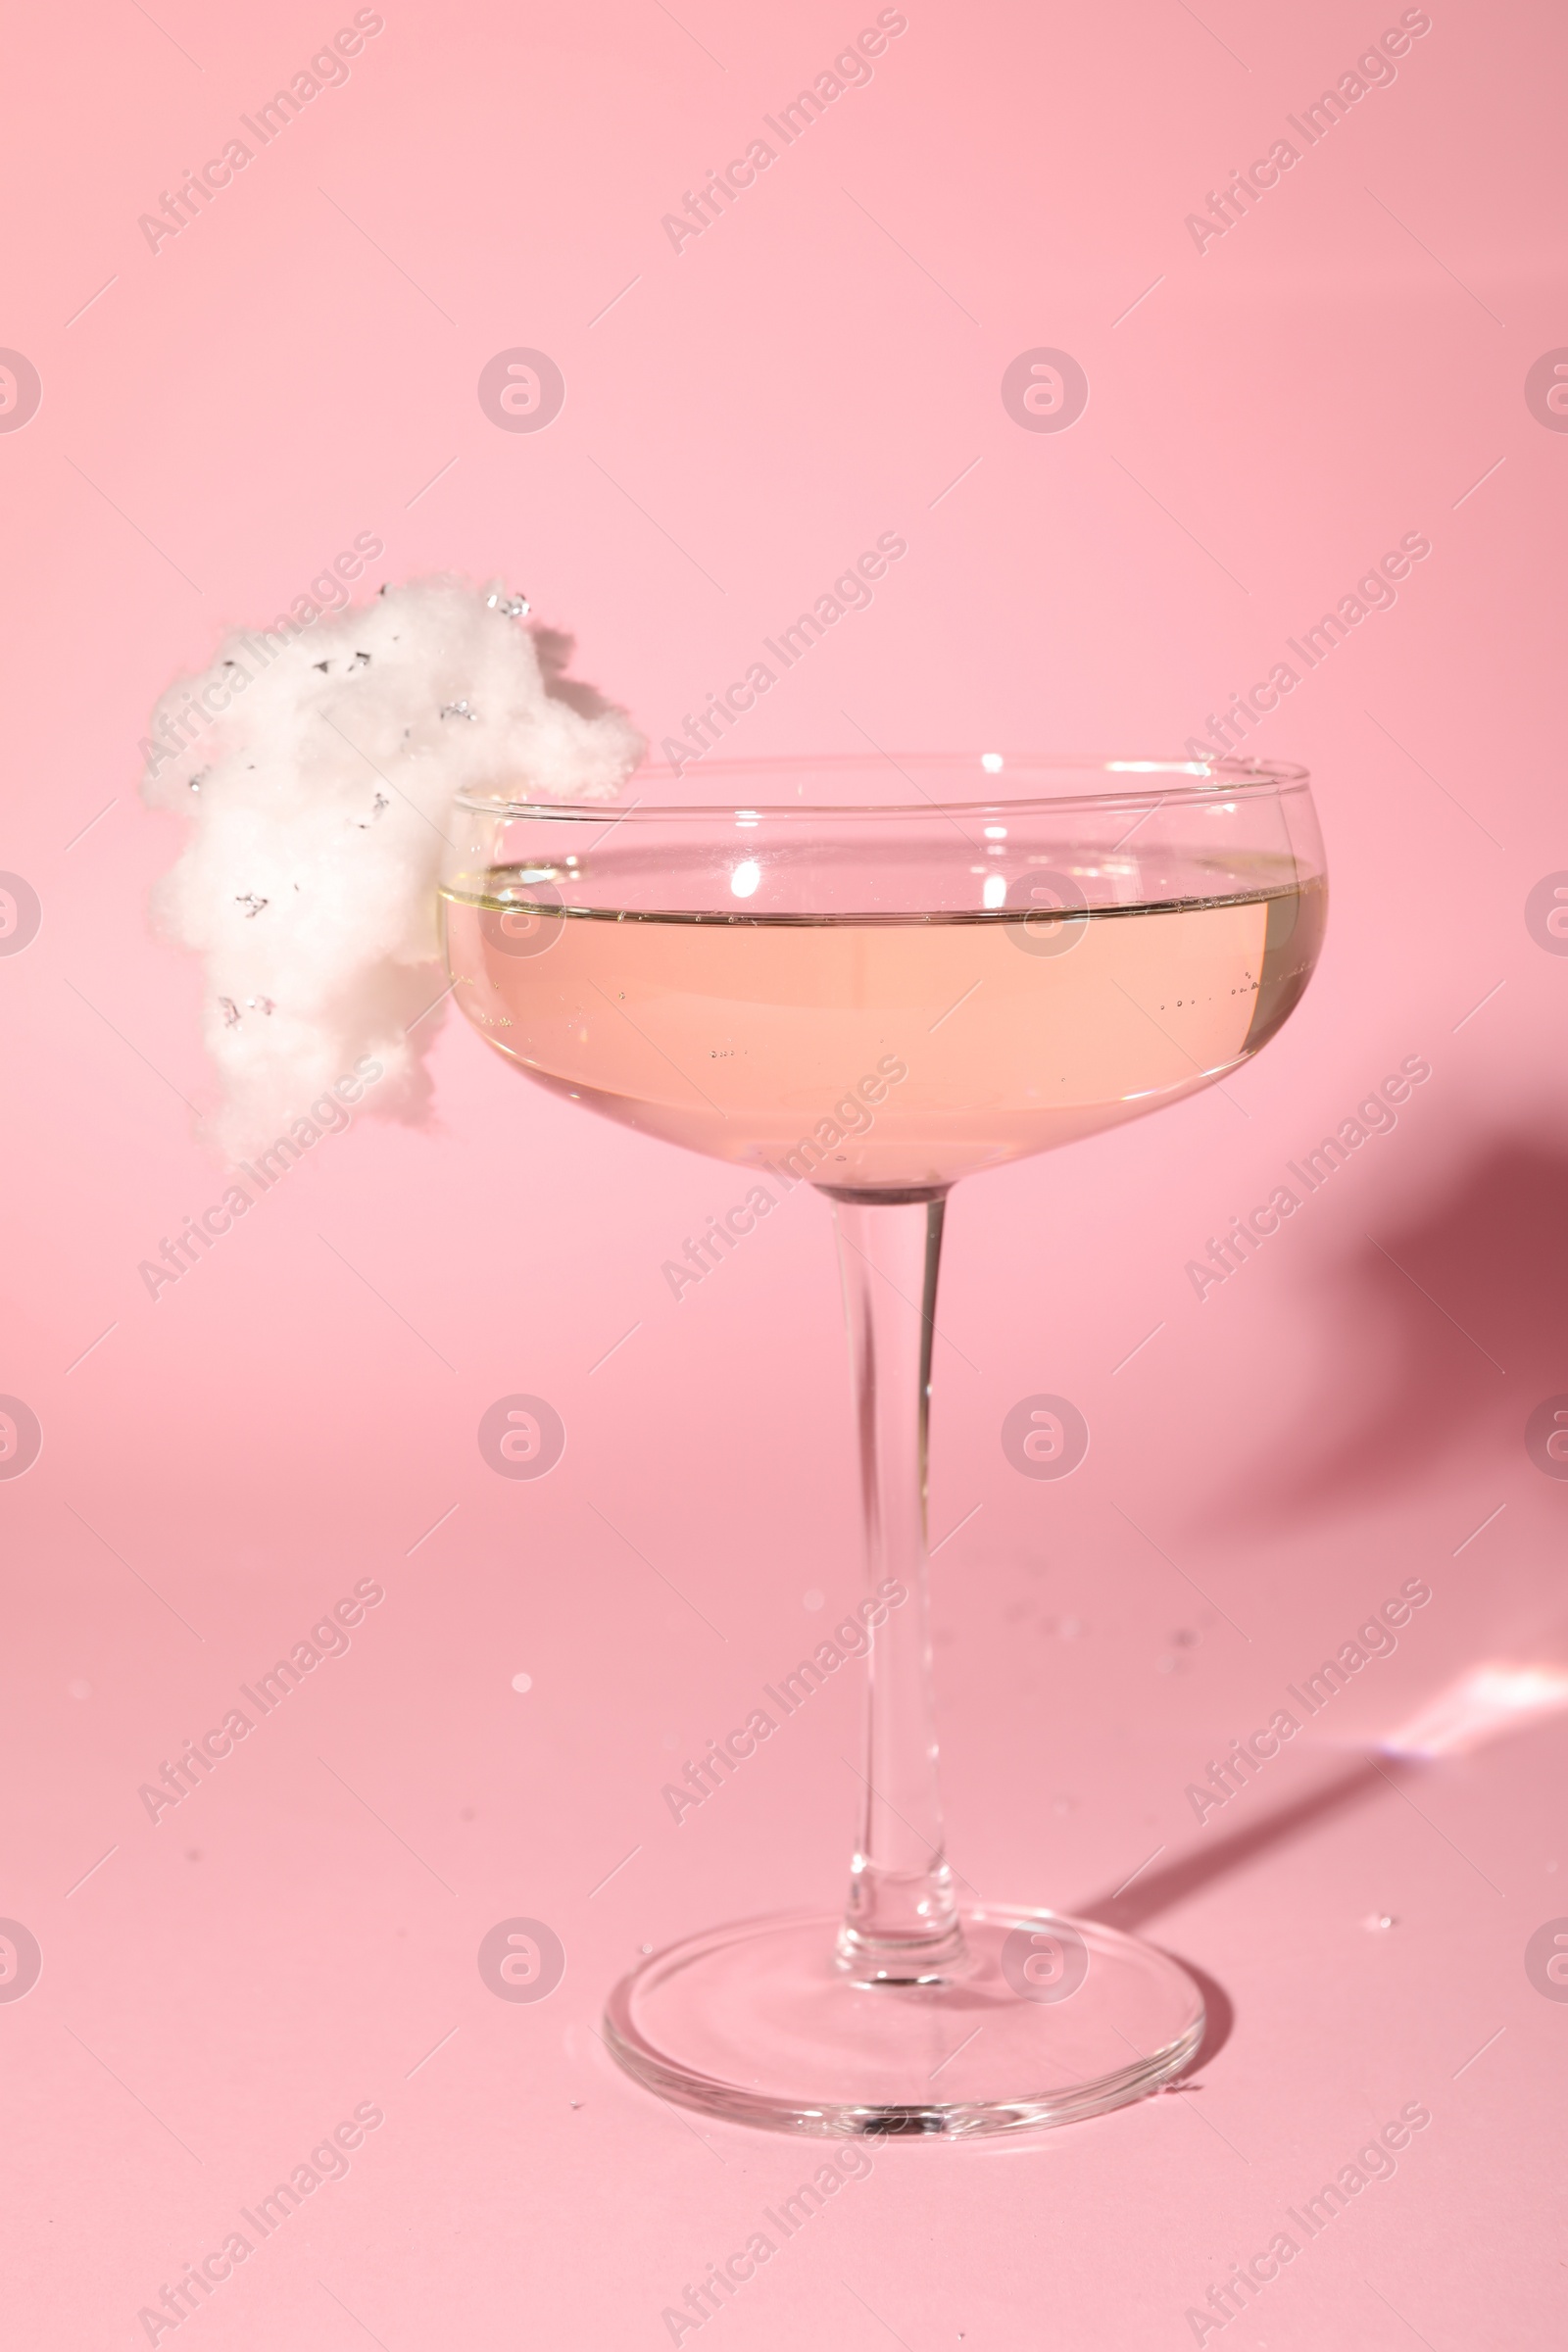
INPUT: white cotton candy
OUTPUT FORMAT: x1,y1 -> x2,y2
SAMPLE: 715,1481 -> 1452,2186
141,577 -> 644,1159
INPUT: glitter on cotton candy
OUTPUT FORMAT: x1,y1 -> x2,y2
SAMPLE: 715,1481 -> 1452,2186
141,577 -> 644,1160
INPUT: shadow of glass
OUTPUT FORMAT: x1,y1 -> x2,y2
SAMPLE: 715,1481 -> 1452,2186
1074,1757 -> 1398,2073
1213,1131 -> 1568,1526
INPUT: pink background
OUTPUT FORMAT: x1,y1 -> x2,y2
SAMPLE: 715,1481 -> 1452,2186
4,0 -> 1566,2342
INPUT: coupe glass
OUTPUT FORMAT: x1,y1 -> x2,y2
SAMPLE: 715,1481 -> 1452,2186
440,753 -> 1326,2136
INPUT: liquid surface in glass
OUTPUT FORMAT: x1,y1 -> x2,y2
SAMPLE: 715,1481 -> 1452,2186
441,844 -> 1324,1193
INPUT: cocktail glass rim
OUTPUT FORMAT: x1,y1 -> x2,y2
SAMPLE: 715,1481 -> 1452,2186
451,749 -> 1310,825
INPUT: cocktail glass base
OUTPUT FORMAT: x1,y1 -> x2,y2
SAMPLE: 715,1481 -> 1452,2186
604,1906 -> 1205,2137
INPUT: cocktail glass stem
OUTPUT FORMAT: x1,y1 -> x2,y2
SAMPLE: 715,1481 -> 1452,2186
830,1193 -> 968,1982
